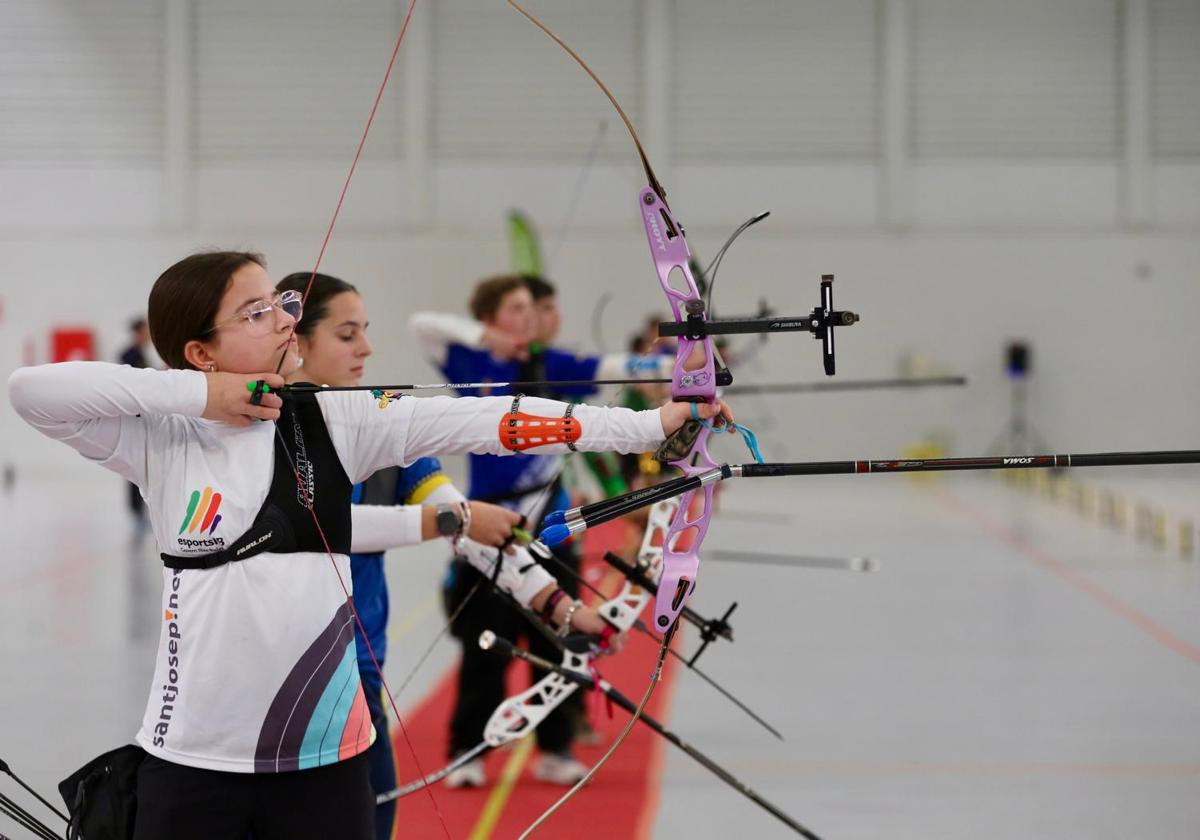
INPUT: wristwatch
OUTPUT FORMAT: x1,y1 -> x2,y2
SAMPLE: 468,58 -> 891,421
435,503 -> 462,537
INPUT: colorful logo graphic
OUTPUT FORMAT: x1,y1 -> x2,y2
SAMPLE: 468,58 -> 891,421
178,486 -> 223,535
370,389 -> 401,409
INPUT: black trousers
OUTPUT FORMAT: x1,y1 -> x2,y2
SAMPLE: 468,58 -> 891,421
132,752 -> 373,840
445,549 -> 582,758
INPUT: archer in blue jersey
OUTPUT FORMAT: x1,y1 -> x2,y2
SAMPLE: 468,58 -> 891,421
410,273 -> 670,787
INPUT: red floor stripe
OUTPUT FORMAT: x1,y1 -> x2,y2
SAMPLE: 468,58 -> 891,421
390,519 -> 677,837
932,484 -> 1200,666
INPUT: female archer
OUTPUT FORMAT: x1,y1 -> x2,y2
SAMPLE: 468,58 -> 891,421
6,250 -> 732,840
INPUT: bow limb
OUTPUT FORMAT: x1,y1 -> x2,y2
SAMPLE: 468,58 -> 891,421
508,0 -> 718,632
485,633 -> 823,840
534,505 -> 786,741
517,621 -> 678,840
370,556 -> 552,804
376,542 -> 643,801
374,741 -> 490,804
506,1 -> 666,204
376,493 -> 772,804
506,4 -> 717,831
584,497 -> 673,630
374,643 -> 586,804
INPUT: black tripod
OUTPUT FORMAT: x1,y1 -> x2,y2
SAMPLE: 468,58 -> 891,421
988,340 -> 1049,455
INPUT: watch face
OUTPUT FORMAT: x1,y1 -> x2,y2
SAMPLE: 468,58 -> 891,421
436,509 -> 459,536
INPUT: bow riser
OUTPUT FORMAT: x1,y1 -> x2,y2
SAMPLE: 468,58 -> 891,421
485,498 -> 677,747
640,188 -> 717,399
599,497 -> 673,628
656,485 -> 714,629
638,188 -> 720,630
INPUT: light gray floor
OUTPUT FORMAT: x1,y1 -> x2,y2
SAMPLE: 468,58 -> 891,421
2,467 -> 1198,839
651,475 -> 1200,839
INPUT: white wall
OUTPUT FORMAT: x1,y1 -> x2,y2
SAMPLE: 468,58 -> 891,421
4,227 -> 1198,475
2,0 -> 1199,475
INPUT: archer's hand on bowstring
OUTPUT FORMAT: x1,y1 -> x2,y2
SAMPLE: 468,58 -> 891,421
659,398 -> 735,436
466,501 -> 526,553
202,372 -> 286,426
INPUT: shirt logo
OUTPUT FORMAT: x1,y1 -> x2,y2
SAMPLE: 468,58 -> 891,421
371,389 -> 402,409
154,569 -> 184,748
178,486 -> 223,536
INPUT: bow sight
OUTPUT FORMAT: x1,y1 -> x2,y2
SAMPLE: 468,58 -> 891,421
657,274 -> 860,376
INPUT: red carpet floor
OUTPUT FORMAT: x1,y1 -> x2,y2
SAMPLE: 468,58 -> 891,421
390,520 -> 680,839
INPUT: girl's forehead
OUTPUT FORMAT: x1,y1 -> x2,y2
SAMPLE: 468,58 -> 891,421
226,263 -> 274,297
325,291 -> 367,321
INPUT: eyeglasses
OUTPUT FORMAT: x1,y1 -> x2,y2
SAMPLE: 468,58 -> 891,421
204,290 -> 303,338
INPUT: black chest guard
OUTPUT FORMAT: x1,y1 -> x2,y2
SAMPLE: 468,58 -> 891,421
161,388 -> 352,570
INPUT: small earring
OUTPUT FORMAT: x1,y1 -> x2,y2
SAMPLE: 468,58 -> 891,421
206,363 -> 216,372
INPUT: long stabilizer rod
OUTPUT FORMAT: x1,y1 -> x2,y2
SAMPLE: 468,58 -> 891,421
479,631 -> 822,839
541,449 -> 1200,545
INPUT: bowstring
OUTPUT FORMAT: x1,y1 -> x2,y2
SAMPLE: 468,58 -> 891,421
271,425 -> 450,835
501,8 -> 712,831
507,0 -> 665,204
263,0 -> 451,834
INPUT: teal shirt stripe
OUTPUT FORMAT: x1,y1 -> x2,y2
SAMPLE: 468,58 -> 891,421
296,645 -> 359,769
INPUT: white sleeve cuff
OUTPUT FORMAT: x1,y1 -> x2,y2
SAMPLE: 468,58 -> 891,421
572,403 -> 664,453
350,504 -> 424,552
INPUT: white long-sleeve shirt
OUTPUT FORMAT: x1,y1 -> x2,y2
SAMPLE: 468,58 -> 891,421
351,497 -> 555,609
7,362 -> 662,773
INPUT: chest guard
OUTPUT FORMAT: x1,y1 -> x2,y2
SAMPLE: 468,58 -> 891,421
161,389 -> 352,570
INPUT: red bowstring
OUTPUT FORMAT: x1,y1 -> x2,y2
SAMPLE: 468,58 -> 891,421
284,0 -> 452,835
281,453 -> 450,837
298,0 -> 419,309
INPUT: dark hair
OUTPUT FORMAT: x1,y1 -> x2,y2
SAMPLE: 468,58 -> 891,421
129,317 -> 147,332
148,251 -> 265,370
523,275 -> 556,301
629,313 -> 663,354
276,272 -> 358,337
469,274 -> 528,321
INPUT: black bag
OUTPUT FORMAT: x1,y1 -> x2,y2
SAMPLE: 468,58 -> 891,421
58,745 -> 146,840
